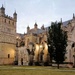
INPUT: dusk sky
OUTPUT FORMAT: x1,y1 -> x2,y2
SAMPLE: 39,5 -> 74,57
0,0 -> 75,33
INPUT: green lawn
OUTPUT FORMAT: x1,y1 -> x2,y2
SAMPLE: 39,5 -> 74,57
0,66 -> 75,75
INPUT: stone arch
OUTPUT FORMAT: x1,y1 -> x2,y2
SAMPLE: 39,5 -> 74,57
72,42 -> 75,48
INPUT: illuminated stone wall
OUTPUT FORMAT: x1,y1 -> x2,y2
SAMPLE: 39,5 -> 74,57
0,5 -> 17,64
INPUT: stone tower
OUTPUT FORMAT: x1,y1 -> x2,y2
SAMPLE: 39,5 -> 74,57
0,4 -> 5,16
0,5 -> 17,64
27,26 -> 30,33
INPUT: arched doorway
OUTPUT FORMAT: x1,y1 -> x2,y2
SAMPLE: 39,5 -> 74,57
21,58 -> 23,65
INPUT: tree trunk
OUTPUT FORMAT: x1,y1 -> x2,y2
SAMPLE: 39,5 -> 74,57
50,57 -> 52,66
57,63 -> 59,69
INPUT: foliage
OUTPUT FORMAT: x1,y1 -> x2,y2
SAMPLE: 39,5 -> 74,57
47,22 -> 67,68
47,26 -> 54,65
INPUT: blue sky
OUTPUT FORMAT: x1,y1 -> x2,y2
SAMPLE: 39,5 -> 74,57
0,0 -> 75,33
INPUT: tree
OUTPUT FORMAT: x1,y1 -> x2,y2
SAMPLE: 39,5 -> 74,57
47,25 -> 54,66
47,22 -> 67,68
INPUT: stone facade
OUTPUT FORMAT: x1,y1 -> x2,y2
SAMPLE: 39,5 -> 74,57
0,5 -> 17,64
16,23 -> 50,65
62,15 -> 75,67
18,47 -> 29,65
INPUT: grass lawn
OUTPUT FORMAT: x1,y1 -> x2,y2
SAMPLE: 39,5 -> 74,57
0,66 -> 75,75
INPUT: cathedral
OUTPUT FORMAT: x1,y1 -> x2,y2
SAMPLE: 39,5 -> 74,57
0,5 -> 75,67
16,23 -> 49,65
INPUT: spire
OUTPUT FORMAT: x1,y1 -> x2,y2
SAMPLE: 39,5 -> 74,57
34,22 -> 38,29
60,18 -> 62,23
34,22 -> 37,26
41,24 -> 45,30
13,10 -> 17,21
27,25 -> 30,33
0,4 -> 5,16
73,13 -> 75,19
27,25 -> 30,29
1,4 -> 5,10
1,4 -> 5,9
13,10 -> 17,15
2,4 -> 3,7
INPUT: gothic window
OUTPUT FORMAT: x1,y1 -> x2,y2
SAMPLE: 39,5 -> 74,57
12,22 -> 14,25
21,58 -> 23,65
7,28 -> 11,32
27,38 -> 30,46
16,42 -> 18,47
8,54 -> 10,58
9,20 -> 10,24
5,19 -> 6,23
72,43 -> 74,48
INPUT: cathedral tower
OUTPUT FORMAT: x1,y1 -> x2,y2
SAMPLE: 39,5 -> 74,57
0,5 -> 17,64
0,4 -> 5,16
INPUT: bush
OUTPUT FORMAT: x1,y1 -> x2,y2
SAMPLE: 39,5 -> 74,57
43,62 -> 49,66
34,62 -> 40,66
14,61 -> 18,65
28,62 -> 33,66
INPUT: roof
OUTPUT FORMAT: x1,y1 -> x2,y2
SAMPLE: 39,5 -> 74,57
62,19 -> 72,26
28,28 -> 46,34
16,33 -> 24,38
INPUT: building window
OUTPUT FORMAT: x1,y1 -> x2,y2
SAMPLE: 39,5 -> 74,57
27,38 -> 30,46
12,22 -> 14,25
9,20 -> 10,24
7,28 -> 11,32
21,58 -> 23,65
16,42 -> 18,47
8,54 -> 10,58
5,19 -> 6,23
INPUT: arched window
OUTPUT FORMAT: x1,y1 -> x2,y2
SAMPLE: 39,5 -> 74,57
16,42 -> 18,47
72,43 -> 75,48
12,22 -> 14,25
9,20 -> 10,24
5,19 -> 6,23
8,54 -> 10,58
